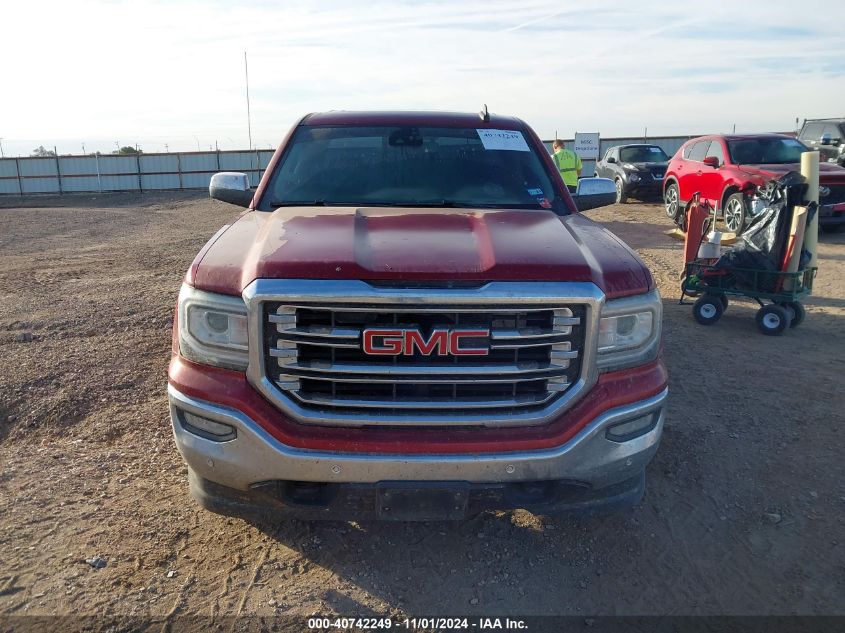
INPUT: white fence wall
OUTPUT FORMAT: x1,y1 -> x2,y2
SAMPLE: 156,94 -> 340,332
0,150 -> 275,195
0,136 -> 697,196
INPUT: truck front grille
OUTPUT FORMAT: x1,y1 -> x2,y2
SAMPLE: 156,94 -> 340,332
264,304 -> 585,414
246,280 -> 601,427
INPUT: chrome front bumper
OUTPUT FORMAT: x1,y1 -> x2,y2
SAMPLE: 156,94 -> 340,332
169,384 -> 667,491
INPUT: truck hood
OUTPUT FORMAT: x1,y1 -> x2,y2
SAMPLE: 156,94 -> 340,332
190,206 -> 652,299
738,162 -> 845,183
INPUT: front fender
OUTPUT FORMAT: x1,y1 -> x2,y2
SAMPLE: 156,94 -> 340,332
719,180 -> 758,210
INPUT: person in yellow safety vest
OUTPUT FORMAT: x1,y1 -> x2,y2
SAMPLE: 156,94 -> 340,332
552,139 -> 582,192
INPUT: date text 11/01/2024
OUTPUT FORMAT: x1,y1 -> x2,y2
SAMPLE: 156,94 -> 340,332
307,617 -> 529,630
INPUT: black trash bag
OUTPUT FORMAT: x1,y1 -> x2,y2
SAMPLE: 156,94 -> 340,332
713,239 -> 781,291
713,172 -> 808,292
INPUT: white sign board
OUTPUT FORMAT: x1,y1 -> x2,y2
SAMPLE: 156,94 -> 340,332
476,129 -> 530,152
573,133 -> 600,159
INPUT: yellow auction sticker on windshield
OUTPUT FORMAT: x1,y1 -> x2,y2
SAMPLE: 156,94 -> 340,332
476,129 -> 530,152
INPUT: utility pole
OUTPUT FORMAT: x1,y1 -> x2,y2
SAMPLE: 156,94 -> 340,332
245,50 -> 253,151
81,142 -> 86,155
0,138 -> 4,158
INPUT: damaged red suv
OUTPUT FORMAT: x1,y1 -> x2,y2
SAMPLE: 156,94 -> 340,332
663,134 -> 845,234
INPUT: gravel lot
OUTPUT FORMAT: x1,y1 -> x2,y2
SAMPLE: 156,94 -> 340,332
1,192 -> 843,626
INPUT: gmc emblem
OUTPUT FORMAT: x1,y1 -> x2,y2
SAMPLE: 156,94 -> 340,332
362,328 -> 490,356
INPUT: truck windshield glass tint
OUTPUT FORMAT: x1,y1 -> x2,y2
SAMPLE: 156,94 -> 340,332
727,138 -> 808,165
263,126 -> 561,211
619,146 -> 669,162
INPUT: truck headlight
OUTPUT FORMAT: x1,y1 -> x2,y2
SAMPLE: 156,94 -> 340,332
597,290 -> 662,371
177,284 -> 249,370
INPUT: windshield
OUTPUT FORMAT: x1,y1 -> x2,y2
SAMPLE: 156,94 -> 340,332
727,137 -> 808,165
619,146 -> 669,163
262,125 -> 564,211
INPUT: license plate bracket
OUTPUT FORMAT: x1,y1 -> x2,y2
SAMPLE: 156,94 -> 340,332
376,482 -> 469,521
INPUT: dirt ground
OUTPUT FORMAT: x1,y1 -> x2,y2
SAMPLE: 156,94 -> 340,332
1,192 -> 843,627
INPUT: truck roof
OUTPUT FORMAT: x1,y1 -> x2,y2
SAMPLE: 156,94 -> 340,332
687,133 -> 798,143
301,110 -> 525,129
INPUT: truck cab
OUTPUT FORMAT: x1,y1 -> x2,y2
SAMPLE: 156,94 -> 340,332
798,118 -> 845,167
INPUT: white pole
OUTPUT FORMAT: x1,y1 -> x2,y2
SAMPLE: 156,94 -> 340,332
245,51 -> 253,153
801,151 -> 820,269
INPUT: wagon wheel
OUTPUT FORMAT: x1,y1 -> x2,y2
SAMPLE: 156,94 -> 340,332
755,304 -> 790,336
778,301 -> 805,328
693,295 -> 724,325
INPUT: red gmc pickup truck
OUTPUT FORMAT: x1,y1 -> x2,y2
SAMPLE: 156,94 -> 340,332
168,111 -> 667,521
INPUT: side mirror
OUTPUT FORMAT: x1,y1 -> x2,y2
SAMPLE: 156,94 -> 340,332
702,156 -> 720,168
209,172 -> 253,207
606,156 -> 617,164
570,177 -> 616,211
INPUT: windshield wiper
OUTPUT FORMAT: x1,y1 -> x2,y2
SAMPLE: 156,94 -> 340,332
269,200 -> 480,209
361,200 -> 542,209
376,201 -> 550,210
268,199 -> 547,210
394,201 -> 476,208
269,200 -> 329,207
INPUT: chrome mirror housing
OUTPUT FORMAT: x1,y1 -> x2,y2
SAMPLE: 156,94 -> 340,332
571,177 -> 617,211
209,172 -> 252,208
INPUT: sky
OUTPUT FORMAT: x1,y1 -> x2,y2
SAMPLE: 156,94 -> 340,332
1,0 -> 843,156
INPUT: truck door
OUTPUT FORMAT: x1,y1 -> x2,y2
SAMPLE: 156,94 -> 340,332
821,123 -> 843,164
678,140 -> 709,203
596,148 -> 613,178
701,140 -> 727,209
800,122 -> 824,153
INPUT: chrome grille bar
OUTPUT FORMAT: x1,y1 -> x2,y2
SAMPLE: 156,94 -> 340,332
291,392 -> 558,410
281,373 -> 568,386
275,304 -> 560,313
267,360 -> 571,375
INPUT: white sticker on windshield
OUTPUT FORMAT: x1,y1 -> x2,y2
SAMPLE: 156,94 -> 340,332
476,129 -> 530,152
649,147 -> 662,152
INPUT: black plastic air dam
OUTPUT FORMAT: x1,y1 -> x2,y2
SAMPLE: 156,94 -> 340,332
187,469 -> 645,522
